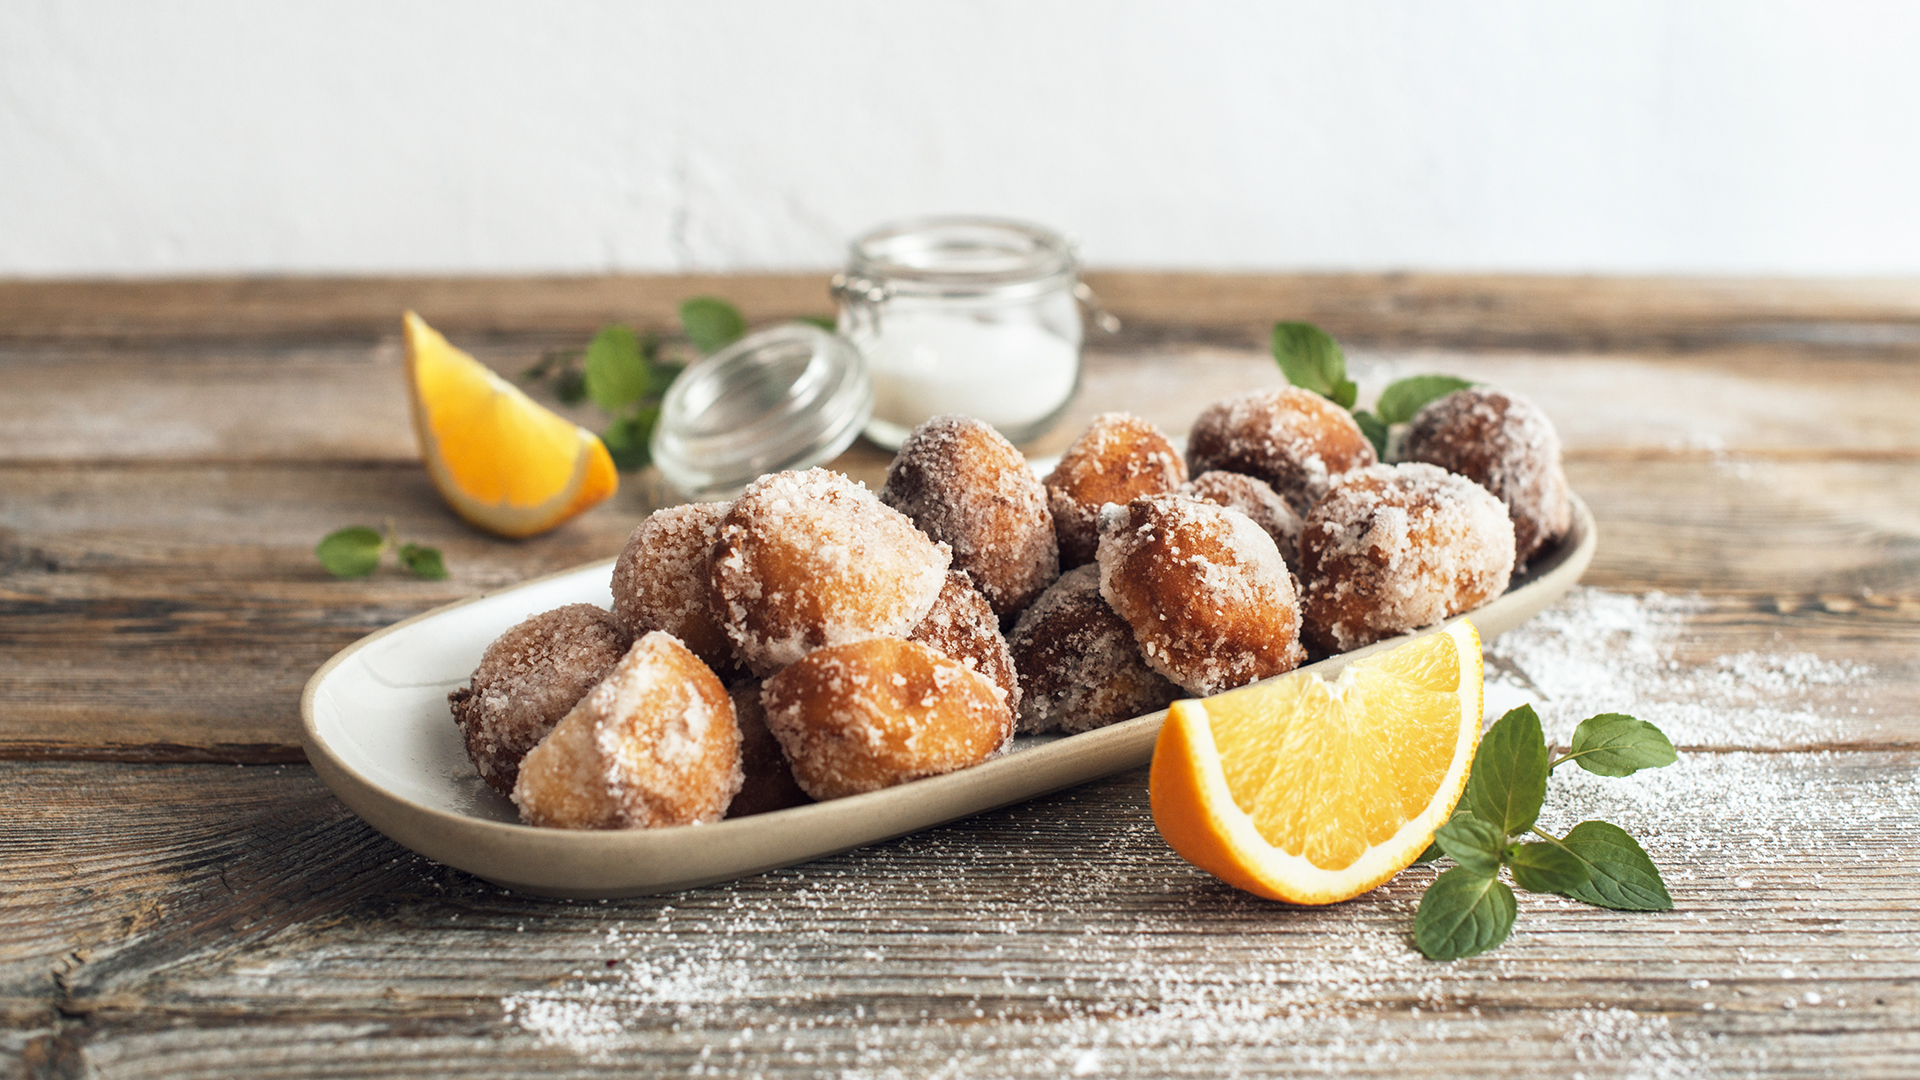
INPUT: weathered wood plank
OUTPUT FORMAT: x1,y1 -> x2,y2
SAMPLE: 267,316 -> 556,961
4,755 -> 1917,1077
6,337 -> 1920,465
7,273 -> 1920,354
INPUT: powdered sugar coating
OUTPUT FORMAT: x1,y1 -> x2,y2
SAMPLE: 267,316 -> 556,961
512,631 -> 742,830
1186,386 -> 1377,515
761,638 -> 1012,801
448,603 -> 632,797
1044,412 -> 1187,568
711,468 -> 951,677
881,415 -> 1059,620
1096,495 -> 1307,696
1400,387 -> 1572,571
1007,563 -> 1180,735
610,502 -> 740,679
1299,462 -> 1517,653
908,570 -> 1021,723
724,684 -> 811,818
1183,470 -> 1304,570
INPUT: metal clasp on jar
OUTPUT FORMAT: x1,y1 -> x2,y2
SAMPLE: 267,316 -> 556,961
830,272 -> 894,336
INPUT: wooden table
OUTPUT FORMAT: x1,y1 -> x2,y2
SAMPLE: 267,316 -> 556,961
4,274 -> 1917,1077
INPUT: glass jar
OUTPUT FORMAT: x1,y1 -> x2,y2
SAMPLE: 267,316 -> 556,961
833,216 -> 1101,449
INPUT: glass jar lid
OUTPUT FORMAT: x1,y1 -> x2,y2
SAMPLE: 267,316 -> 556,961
843,216 -> 1077,300
650,323 -> 873,501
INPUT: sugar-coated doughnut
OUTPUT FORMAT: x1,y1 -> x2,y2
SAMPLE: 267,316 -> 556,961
711,468 -> 950,677
1097,495 -> 1307,696
512,631 -> 741,829
1183,470 -> 1303,571
1044,412 -> 1187,569
1007,564 -> 1180,734
1400,387 -> 1572,571
908,570 -> 1021,723
1186,386 -> 1376,515
881,414 -> 1058,619
610,501 -> 741,679
449,603 -> 632,797
761,638 -> 1012,801
1298,462 -> 1516,653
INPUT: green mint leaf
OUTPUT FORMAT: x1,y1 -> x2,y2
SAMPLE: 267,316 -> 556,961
1413,866 -> 1516,960
681,297 -> 748,355
798,314 -> 838,331
1508,840 -> 1590,894
601,408 -> 658,472
316,526 -> 384,579
1562,714 -> 1679,777
1353,409 -> 1389,457
1413,839 -> 1444,864
1557,821 -> 1673,911
584,324 -> 649,412
1271,322 -> 1355,407
1433,813 -> 1506,876
1374,374 -> 1475,425
1465,704 -> 1550,836
397,543 -> 448,580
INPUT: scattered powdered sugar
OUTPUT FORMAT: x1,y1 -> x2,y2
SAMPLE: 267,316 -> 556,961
1482,588 -> 1870,748
496,588 -> 1904,1076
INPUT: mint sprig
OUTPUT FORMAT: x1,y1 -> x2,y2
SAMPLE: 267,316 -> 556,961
1412,706 -> 1676,960
317,523 -> 448,580
1270,321 -> 1475,457
520,296 -> 769,473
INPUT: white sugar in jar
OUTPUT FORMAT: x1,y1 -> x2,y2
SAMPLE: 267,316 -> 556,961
834,217 -> 1105,449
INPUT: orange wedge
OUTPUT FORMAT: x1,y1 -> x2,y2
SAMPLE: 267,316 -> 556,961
401,311 -> 617,538
1150,620 -> 1483,905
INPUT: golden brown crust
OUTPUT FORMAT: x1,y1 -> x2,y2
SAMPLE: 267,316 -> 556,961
907,570 -> 1020,724
761,638 -> 1012,801
448,603 -> 632,797
1298,463 -> 1517,653
1186,387 -> 1376,515
1400,387 -> 1572,571
1043,413 -> 1187,568
512,631 -> 742,830
1182,470 -> 1303,570
881,415 -> 1059,619
1096,495 -> 1306,696
711,468 -> 950,677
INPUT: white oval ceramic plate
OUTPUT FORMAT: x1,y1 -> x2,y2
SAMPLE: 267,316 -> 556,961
301,495 -> 1595,899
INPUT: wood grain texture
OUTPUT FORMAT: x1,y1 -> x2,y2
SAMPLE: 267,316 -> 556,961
3,274 -> 1918,1077
3,758 -> 1917,1078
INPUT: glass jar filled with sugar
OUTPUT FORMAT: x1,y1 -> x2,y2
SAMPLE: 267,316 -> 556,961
834,216 -> 1105,449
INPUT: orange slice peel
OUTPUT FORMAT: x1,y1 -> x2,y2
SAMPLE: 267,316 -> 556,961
1150,620 -> 1483,905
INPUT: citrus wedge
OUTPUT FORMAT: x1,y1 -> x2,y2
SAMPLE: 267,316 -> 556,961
1150,620 -> 1483,905
402,311 -> 617,538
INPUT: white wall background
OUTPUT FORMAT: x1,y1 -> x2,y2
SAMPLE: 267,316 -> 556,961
5,0 -> 1919,277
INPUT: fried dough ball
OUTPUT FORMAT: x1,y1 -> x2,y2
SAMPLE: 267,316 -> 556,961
1097,495 -> 1306,696
1299,462 -> 1517,653
711,468 -> 950,677
1400,387 -> 1572,571
762,638 -> 1012,801
448,603 -> 632,797
908,570 -> 1020,722
512,631 -> 742,830
610,501 -> 741,679
1183,470 -> 1303,570
1186,386 -> 1377,515
881,415 -> 1058,619
1044,412 -> 1187,569
725,684 -> 812,818
1007,564 -> 1181,734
